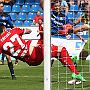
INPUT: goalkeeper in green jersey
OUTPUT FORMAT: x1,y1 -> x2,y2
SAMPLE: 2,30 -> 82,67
71,3 -> 90,60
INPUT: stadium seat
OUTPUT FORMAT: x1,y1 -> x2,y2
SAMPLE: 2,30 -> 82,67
12,5 -> 20,13
15,0 -> 24,5
67,12 -> 74,19
27,12 -> 36,20
39,7 -> 43,12
24,20 -> 33,26
70,5 -> 79,11
10,13 -> 17,21
14,20 -> 23,26
35,0 -> 40,4
31,5 -> 40,12
18,13 -> 26,21
21,5 -> 30,13
25,0 -> 35,5
40,12 -> 43,16
76,11 -> 84,18
3,5 -> 11,12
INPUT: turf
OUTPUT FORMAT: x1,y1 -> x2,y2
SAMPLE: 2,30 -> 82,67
0,60 -> 90,90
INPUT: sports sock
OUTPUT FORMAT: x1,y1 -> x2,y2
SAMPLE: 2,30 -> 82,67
8,62 -> 15,76
60,47 -> 79,75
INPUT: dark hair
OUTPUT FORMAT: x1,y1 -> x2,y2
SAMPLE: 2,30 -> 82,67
0,2 -> 4,5
0,27 -> 3,34
0,23 -> 4,34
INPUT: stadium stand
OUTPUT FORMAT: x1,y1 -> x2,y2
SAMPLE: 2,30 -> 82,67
15,0 -> 24,5
31,4 -> 40,12
69,4 -> 79,11
25,0 -> 35,5
23,20 -> 33,26
10,13 -> 17,21
3,5 -> 11,12
35,0 -> 40,4
27,12 -> 36,21
18,12 -> 26,21
3,0 -> 85,27
14,20 -> 23,26
21,4 -> 30,13
67,12 -> 74,19
12,4 -> 20,13
2,0 -> 42,26
40,12 -> 43,16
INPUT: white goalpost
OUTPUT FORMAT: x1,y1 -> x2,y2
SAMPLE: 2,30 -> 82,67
44,0 -> 51,90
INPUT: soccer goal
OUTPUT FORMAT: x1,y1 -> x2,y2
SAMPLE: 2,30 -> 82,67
44,0 -> 51,90
44,0 -> 90,90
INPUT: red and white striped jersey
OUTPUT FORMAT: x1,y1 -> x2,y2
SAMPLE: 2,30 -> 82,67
0,27 -> 31,57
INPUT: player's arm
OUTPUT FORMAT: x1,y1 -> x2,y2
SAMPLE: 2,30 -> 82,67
7,15 -> 14,28
73,16 -> 83,26
24,28 -> 32,34
75,32 -> 85,42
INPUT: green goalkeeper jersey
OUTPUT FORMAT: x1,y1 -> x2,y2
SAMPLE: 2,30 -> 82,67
82,14 -> 90,25
81,14 -> 90,53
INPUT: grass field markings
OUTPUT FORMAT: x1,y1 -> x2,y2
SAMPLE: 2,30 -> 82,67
64,87 -> 90,90
52,73 -> 90,75
0,75 -> 44,78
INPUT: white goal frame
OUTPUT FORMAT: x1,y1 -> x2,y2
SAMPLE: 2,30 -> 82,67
44,0 -> 51,90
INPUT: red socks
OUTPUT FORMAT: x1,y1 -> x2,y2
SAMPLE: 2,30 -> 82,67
60,47 -> 79,75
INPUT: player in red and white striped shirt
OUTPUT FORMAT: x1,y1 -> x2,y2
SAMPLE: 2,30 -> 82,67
0,24 -> 85,84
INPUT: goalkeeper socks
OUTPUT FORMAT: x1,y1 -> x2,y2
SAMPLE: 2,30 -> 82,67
60,47 -> 79,75
8,62 -> 15,76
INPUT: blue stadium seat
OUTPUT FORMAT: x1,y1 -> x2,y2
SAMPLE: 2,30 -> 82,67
24,20 -> 33,26
10,13 -> 17,21
39,7 -> 43,12
70,5 -> 79,11
27,12 -> 36,20
67,12 -> 74,19
22,5 -> 30,13
25,0 -> 35,5
15,0 -> 24,5
18,13 -> 26,21
12,5 -> 20,13
35,0 -> 40,4
4,5 -> 11,12
31,5 -> 40,12
40,12 -> 43,16
14,20 -> 23,26
76,11 -> 84,18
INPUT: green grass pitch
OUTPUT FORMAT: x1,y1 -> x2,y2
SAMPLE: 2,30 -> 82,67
0,60 -> 90,90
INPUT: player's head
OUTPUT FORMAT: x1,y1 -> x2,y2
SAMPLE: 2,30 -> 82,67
38,18 -> 43,25
36,11 -> 41,16
0,2 -> 4,12
54,0 -> 61,13
0,23 -> 6,34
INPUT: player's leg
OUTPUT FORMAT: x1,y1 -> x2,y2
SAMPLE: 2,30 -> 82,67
51,45 -> 86,84
1,53 -> 5,65
6,55 -> 16,80
15,59 -> 18,65
60,47 -> 85,81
